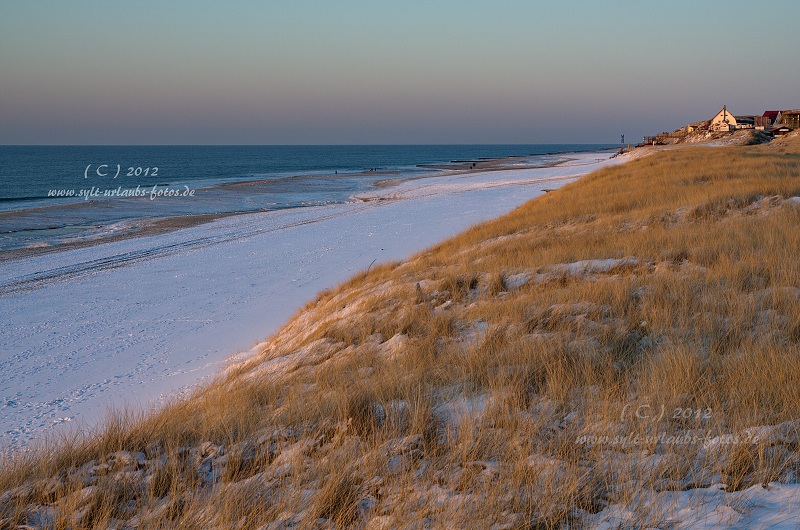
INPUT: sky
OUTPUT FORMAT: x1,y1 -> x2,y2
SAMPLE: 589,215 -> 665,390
1,1 -> 799,145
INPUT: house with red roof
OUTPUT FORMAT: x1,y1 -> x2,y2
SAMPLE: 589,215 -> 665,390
761,110 -> 781,127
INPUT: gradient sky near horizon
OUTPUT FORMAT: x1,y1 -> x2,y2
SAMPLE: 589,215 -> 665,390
2,1 -> 799,145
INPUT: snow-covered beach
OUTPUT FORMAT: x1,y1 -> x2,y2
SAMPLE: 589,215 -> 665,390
0,150 -> 622,450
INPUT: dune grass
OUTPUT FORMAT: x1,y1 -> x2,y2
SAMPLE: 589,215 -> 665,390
2,135 -> 800,529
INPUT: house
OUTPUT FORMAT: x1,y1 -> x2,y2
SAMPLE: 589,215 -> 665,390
710,106 -> 737,131
761,110 -> 782,127
686,121 -> 709,133
778,110 -> 800,130
770,126 -> 794,136
733,115 -> 756,129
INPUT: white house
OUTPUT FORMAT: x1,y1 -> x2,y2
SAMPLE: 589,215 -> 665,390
710,106 -> 737,131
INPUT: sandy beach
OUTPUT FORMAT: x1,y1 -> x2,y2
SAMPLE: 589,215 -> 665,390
0,150 -> 621,449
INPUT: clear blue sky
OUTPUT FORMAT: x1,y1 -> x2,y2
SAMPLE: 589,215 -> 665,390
1,1 -> 798,144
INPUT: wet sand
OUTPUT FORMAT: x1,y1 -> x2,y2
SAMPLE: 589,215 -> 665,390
0,213 -> 241,262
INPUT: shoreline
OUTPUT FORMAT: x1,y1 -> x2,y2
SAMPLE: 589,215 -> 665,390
0,150 -> 622,449
0,149 -> 612,263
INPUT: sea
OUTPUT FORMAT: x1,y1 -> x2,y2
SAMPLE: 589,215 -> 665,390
0,145 -> 613,252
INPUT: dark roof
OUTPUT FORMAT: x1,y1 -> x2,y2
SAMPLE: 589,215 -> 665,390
763,111 -> 781,121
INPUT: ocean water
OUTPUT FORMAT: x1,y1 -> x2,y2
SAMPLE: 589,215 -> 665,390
0,145 -> 613,251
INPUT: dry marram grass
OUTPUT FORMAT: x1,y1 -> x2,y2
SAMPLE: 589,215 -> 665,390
2,134 -> 800,528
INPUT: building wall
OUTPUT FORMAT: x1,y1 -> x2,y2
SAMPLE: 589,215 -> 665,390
779,113 -> 800,129
711,107 -> 738,127
754,116 -> 771,128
